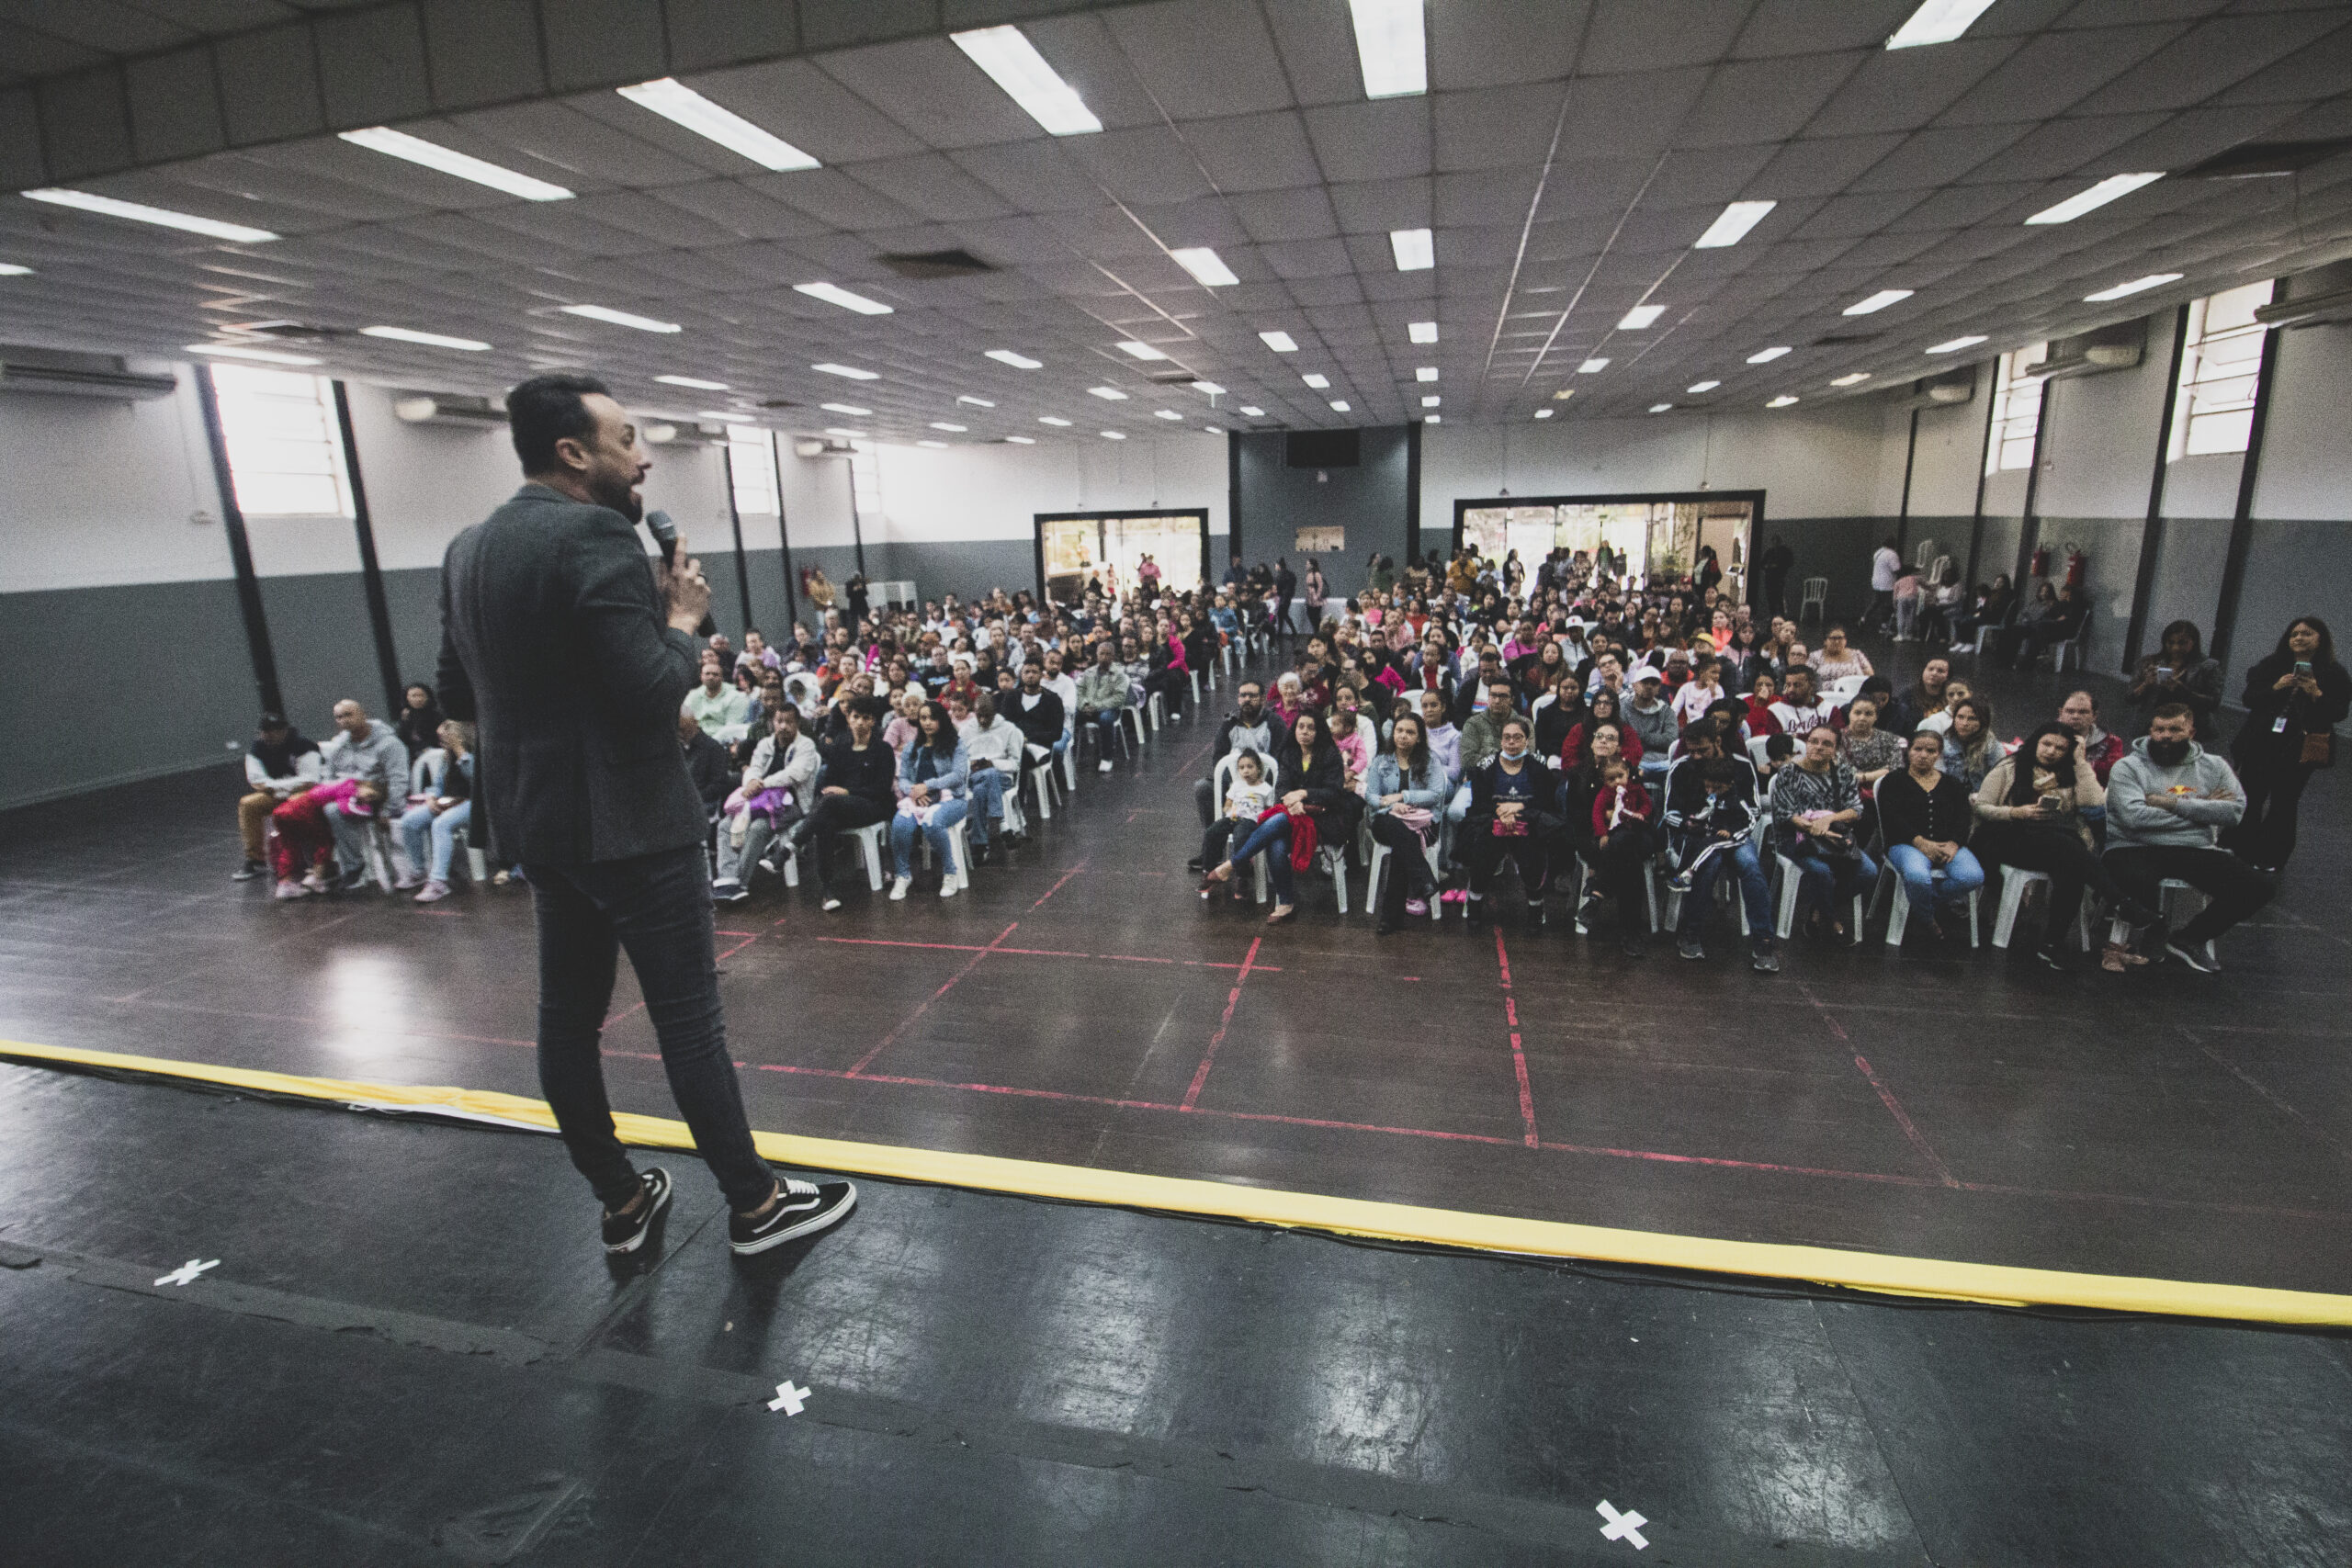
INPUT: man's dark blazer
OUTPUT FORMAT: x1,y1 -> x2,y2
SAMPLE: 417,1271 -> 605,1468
437,482 -> 703,865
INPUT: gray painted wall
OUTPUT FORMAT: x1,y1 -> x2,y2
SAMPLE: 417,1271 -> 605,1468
1235,426 -> 1412,604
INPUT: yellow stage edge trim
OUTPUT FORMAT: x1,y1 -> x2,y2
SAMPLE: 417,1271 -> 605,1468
6,1036 -> 2347,1327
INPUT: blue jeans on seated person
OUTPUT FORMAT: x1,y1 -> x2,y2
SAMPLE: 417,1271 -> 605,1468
1786,837 -> 1879,924
1886,843 -> 1984,914
400,799 -> 472,882
966,766 -> 1005,845
1227,812 -> 1296,902
889,798 -> 968,878
325,799 -> 370,874
1679,839 -> 1773,942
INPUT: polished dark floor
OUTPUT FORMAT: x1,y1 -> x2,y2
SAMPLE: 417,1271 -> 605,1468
3,638 -> 2349,1298
5,1063 -> 2349,1566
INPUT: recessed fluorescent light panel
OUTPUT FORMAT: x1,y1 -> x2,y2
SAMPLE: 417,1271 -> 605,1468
794,282 -> 892,315
185,342 -> 318,365
361,325 -> 490,350
1389,228 -> 1434,272
1170,247 -> 1239,288
1767,395 -> 1799,408
1193,381 -> 1226,396
338,127 -> 573,200
1578,358 -> 1608,373
1038,415 -> 1073,426
1154,409 -> 1183,421
2026,173 -> 2163,226
617,78 -> 820,170
957,395 -> 996,407
1830,372 -> 1871,387
820,402 -> 871,416
1420,396 -> 1440,408
1687,379 -> 1721,392
1087,386 -> 1129,400
26,188 -> 278,243
812,361 -> 879,378
1693,199 -> 1776,248
1843,289 -> 1914,316
952,25 -> 1102,136
1115,341 -> 1168,360
562,304 -> 682,333
1617,304 -> 1665,330
1258,330 -> 1299,353
1416,367 -> 1438,382
2085,272 -> 2183,302
1422,413 -> 1439,423
1551,388 -> 1575,400
1408,321 -> 1439,344
1534,409 -> 1554,419
1004,435 -> 1035,444
1926,335 -> 1987,354
985,349 -> 1042,368
1329,400 -> 1351,412
1649,403 -> 1673,413
1747,345 -> 1791,364
0,263 -> 30,276
1301,373 -> 1330,389
657,374 -> 728,389
1886,0 -> 2000,50
1101,430 -> 1126,439
1238,406 -> 1264,417
930,423 -> 967,432
1349,0 -> 1427,99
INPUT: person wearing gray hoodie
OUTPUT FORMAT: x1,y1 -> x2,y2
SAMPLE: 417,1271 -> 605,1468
2104,703 -> 2273,972
319,700 -> 412,886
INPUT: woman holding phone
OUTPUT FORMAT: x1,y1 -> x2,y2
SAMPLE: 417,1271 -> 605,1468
2227,616 -> 2350,872
2129,620 -> 2222,738
1973,725 -> 2153,968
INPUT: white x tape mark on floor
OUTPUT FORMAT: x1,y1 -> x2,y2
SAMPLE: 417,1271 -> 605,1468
767,1381 -> 809,1416
154,1258 -> 219,1287
1597,1499 -> 1649,1550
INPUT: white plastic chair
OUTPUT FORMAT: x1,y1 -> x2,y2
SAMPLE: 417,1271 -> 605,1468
1366,820 -> 1442,922
843,820 -> 888,891
1773,847 -> 1866,943
1799,576 -> 1828,622
1825,673 -> 1867,705
1989,866 -> 2092,951
2106,877 -> 2214,966
1870,860 -> 1979,948
1212,752 -> 1274,903
915,815 -> 973,886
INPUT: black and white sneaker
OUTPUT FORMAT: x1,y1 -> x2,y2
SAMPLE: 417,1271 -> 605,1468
729,1176 -> 856,1256
232,858 -> 266,881
601,1167 -> 672,1255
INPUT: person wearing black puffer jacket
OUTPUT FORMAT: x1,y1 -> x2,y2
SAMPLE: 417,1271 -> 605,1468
2226,615 -> 2350,873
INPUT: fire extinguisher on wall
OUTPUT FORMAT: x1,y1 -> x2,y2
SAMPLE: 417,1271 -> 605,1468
2064,546 -> 2087,591
2030,544 -> 2052,580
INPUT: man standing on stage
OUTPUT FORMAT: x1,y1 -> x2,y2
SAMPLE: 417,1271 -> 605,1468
437,374 -> 854,1258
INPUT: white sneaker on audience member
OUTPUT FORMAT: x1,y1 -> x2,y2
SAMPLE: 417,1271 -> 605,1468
1098,759 -> 1114,774
939,872 -> 960,898
274,879 -> 309,900
394,871 -> 424,891
413,880 -> 450,903
888,875 -> 910,901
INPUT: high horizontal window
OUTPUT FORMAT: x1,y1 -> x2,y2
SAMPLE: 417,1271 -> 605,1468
727,426 -> 776,516
1985,344 -> 2046,475
2168,280 -> 2273,461
209,365 -> 354,518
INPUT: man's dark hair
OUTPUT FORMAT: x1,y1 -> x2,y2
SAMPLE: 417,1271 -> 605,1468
1764,733 -> 1796,760
1679,720 -> 1717,750
847,696 -> 888,721
1701,757 -> 1737,784
2150,701 -> 2195,725
507,373 -> 611,474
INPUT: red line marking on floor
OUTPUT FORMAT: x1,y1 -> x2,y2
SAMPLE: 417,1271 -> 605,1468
1852,1053 -> 1958,1188
1029,861 -> 1087,909
605,999 -> 646,1026
1494,930 -> 1539,1147
820,936 -> 990,953
845,920 -> 1020,1077
715,933 -> 758,964
1181,935 -> 1263,1111
814,934 -> 1273,971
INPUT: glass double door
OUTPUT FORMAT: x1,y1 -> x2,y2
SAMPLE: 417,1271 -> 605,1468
1040,513 -> 1204,606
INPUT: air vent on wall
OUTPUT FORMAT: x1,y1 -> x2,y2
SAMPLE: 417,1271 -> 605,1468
2184,138 -> 2352,179
1891,367 -> 1976,411
876,248 -> 995,279
2029,317 -> 2145,380
2255,259 -> 2352,330
1145,370 -> 1198,385
0,346 -> 175,400
390,392 -> 505,430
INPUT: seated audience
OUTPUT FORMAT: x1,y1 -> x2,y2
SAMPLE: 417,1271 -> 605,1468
1073,639 -> 1131,773
395,718 -> 474,903
2056,689 -> 2127,783
680,712 -> 736,818
1461,716 -> 1558,931
1876,728 -> 1984,944
1808,625 -> 1873,683
684,658 -> 752,738
1665,724 -> 1777,969
1202,712 -> 1346,923
1771,726 -> 1875,942
235,713 -> 321,881
393,682 -> 444,760
320,699 -> 411,888
270,773 -> 387,899
1197,749 -> 1276,900
2108,704 -> 2275,972
889,700 -> 969,899
2129,620 -> 2224,739
714,705 -> 818,902
1368,711 -> 1447,934
962,693 -> 1027,862
1972,724 -> 2154,970
1938,695 -> 2006,791
788,697 -> 895,911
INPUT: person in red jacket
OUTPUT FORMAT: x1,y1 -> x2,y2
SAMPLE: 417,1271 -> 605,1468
1589,757 -> 1653,840
2057,689 -> 2127,784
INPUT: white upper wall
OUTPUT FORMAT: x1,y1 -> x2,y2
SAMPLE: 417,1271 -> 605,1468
849,433 -> 1227,545
2253,321 -> 2352,524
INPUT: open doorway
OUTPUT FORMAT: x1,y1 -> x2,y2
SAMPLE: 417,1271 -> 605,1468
1453,491 -> 1761,604
1035,510 -> 1209,607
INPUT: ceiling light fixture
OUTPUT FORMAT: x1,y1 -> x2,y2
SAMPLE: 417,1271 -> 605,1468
0,263 -> 31,276
1259,330 -> 1300,353
1925,335 -> 1987,354
657,373 -> 729,389
794,281 -> 893,315
1349,0 -> 1427,99
1239,406 -> 1264,416
1551,388 -> 1575,400
1302,373 -> 1330,389
1408,321 -> 1438,343
820,402 -> 872,416
1005,434 -> 1036,444
1415,367 -> 1438,382
951,25 -> 1102,136
1155,409 -> 1183,420
812,361 -> 879,378
985,349 -> 1042,368
1747,345 -> 1791,363
1170,246 -> 1239,288
1843,289 -> 1914,316
918,439 -> 948,448
1693,199 -> 1776,248
1421,395 -> 1440,408
1687,379 -> 1720,392
1115,340 -> 1168,360
2026,173 -> 2164,226
957,395 -> 996,407
360,325 -> 490,350
2085,272 -> 2184,302
1101,430 -> 1126,439
1389,228 -> 1434,271
1886,0 -> 2000,50
184,341 -> 318,365
1087,386 -> 1129,400
1329,400 -> 1351,412
1649,403 -> 1673,413
1617,304 -> 1665,330
617,78 -> 820,170
27,188 -> 278,243
1767,395 -> 1799,408
1830,372 -> 1871,387
562,304 -> 682,333
1578,357 -> 1608,373
337,127 -> 572,200
1193,381 -> 1226,395
1039,415 -> 1073,426
1533,409 -> 1554,419
930,422 -> 967,432
1423,413 -> 1439,423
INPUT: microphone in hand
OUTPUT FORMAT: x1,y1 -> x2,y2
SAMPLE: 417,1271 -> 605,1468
645,510 -> 716,637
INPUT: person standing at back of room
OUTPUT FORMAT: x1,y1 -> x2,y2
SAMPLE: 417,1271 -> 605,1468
436,374 -> 855,1260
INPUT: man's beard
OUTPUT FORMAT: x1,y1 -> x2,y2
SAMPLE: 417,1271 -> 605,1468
589,469 -> 642,522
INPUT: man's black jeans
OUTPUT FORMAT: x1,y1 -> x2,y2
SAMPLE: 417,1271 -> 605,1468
526,843 -> 773,1213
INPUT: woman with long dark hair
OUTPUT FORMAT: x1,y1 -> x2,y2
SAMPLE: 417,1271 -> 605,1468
1561,720 -> 1653,954
1203,711 -> 1345,923
2227,615 -> 2350,871
2129,619 -> 2222,737
1972,723 -> 2153,968
394,682 -> 444,760
1368,711 -> 1447,933
887,699 -> 969,899
1562,686 -> 1642,771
